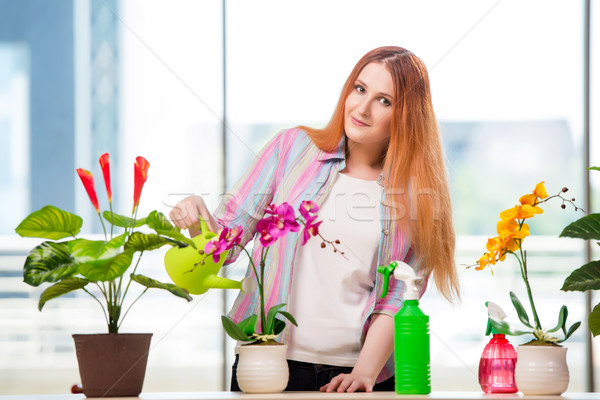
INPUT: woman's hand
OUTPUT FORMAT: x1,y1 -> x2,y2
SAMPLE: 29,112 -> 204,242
320,373 -> 374,393
168,195 -> 219,236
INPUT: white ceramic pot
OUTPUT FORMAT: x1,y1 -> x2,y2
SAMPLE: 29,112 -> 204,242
236,344 -> 289,393
514,345 -> 569,395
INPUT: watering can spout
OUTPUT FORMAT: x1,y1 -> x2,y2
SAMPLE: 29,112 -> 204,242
164,218 -> 251,295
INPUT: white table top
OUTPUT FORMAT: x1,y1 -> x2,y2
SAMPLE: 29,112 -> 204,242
0,392 -> 597,400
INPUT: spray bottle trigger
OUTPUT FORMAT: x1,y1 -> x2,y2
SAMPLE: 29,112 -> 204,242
377,261 -> 398,299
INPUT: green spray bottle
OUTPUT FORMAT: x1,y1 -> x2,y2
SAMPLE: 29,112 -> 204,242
378,260 -> 431,394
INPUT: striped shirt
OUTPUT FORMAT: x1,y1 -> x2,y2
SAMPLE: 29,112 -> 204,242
214,127 -> 427,382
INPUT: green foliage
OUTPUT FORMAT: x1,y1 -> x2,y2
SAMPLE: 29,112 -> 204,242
23,241 -> 77,286
17,206 -> 192,333
38,278 -> 90,311
489,292 -> 579,344
222,303 -> 298,343
560,166 -> 600,337
103,211 -> 146,228
16,205 -> 82,240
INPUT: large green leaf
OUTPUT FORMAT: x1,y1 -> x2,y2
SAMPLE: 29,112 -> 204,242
278,310 -> 298,327
23,241 -> 78,286
103,211 -> 146,228
145,211 -> 196,248
509,291 -> 533,328
15,205 -> 82,240
38,277 -> 90,311
130,274 -> 192,301
560,214 -> 600,241
69,234 -> 127,264
78,249 -> 134,281
221,315 -> 252,341
561,260 -> 600,292
125,232 -> 187,252
589,303 -> 600,337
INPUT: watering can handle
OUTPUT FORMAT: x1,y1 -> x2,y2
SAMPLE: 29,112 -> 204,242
198,214 -> 211,233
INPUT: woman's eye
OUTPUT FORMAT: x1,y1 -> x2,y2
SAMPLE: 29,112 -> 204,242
355,85 -> 365,93
379,97 -> 391,106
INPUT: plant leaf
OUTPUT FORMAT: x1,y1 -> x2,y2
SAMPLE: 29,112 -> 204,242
221,315 -> 252,341
264,303 -> 286,335
69,233 -> 127,264
237,314 -> 258,336
278,310 -> 298,327
38,277 -> 90,311
510,291 -> 533,328
589,303 -> 600,337
23,241 -> 78,286
489,316 -> 531,336
103,211 -> 146,228
130,274 -> 192,301
145,211 -> 196,248
561,321 -> 581,342
15,205 -> 82,240
589,166 -> 600,171
78,249 -> 134,281
560,213 -> 600,241
273,319 -> 286,335
561,260 -> 600,292
125,232 -> 188,252
547,305 -> 567,333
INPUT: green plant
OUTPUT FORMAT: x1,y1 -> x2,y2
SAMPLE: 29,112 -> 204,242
560,166 -> 600,337
15,153 -> 195,333
473,182 -> 581,344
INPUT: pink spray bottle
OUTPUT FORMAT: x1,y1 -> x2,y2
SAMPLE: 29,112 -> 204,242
478,302 -> 518,394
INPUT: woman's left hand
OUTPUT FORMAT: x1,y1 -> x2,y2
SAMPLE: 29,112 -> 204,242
320,373 -> 374,393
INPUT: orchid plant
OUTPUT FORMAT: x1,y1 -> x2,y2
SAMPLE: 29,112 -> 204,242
16,153 -> 196,333
199,201 -> 342,344
473,182 -> 581,345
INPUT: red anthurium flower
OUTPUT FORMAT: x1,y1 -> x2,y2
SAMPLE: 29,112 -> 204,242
133,156 -> 150,211
99,153 -> 112,203
76,168 -> 100,213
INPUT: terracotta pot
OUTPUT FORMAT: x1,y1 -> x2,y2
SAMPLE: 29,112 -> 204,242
514,344 -> 569,395
236,344 -> 289,393
72,333 -> 152,397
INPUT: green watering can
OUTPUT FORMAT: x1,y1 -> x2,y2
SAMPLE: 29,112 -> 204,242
164,217 -> 251,295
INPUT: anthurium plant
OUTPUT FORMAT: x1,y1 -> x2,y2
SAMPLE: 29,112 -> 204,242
198,201 -> 342,344
561,166 -> 600,337
473,182 -> 581,345
15,153 -> 195,333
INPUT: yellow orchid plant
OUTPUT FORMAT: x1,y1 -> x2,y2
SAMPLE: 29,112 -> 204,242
474,182 -> 581,345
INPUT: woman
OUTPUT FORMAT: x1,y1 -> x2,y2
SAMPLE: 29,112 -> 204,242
169,46 -> 460,392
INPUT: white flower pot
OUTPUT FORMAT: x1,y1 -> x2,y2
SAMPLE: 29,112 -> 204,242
236,344 -> 289,393
514,345 -> 569,395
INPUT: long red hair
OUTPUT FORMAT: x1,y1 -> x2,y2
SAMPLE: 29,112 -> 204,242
300,46 -> 459,302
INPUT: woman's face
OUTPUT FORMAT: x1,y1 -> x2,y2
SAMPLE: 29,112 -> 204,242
344,62 -> 394,146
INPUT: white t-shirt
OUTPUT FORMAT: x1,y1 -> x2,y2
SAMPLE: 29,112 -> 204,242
287,172 -> 382,366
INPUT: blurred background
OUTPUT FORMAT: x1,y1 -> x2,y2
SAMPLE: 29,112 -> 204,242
0,0 -> 599,395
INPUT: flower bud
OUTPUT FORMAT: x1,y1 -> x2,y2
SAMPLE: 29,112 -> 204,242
562,187 -> 568,192
321,242 -> 326,248
561,204 -> 566,209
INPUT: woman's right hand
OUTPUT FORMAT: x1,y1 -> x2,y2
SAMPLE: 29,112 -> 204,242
168,196 -> 219,237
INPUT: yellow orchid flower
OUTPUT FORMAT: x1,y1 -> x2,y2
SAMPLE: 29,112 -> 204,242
519,193 -> 537,206
533,181 -> 548,199
499,204 -> 542,220
497,219 -> 530,240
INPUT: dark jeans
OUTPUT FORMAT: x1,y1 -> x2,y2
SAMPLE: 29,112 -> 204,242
231,355 -> 395,392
